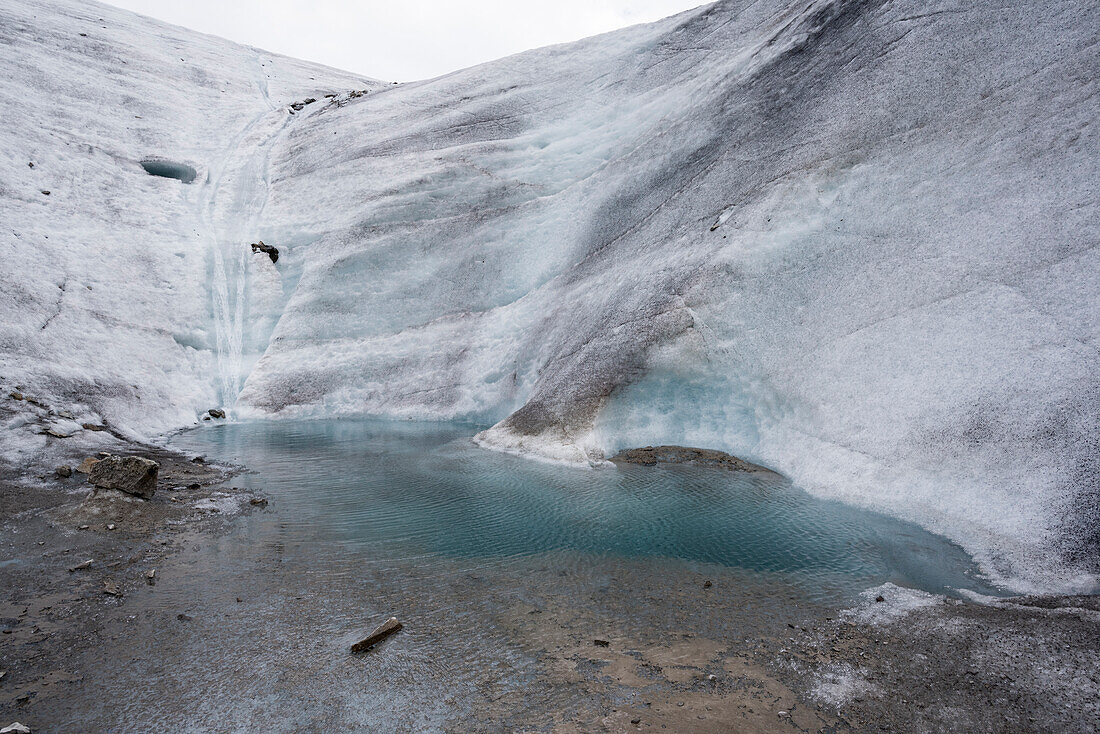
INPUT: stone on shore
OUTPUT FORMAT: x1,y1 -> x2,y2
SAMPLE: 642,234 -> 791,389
351,616 -> 402,653
55,465 -> 72,478
88,455 -> 159,499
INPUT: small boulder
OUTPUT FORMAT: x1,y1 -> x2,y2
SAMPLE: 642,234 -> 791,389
9,392 -> 23,401
82,423 -> 107,432
207,408 -> 226,419
55,465 -> 72,478
88,455 -> 159,499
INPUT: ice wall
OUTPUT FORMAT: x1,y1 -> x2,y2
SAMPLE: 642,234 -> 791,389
242,0 -> 1098,592
1,0 -> 1096,593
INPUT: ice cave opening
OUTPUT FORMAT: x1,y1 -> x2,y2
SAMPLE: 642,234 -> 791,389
139,158 -> 197,183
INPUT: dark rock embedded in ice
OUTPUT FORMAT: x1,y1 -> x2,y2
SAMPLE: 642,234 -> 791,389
610,446 -> 778,475
249,242 -> 278,264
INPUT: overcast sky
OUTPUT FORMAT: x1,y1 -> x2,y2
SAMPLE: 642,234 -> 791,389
105,1 -> 704,82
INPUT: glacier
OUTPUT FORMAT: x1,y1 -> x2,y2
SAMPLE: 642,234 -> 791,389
0,0 -> 1097,594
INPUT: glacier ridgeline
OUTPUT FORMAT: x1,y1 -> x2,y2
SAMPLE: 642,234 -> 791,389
0,0 -> 1097,593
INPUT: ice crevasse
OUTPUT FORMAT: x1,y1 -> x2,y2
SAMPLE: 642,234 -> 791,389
0,0 -> 1097,594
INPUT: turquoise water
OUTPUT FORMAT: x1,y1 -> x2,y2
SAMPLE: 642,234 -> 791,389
171,419 -> 1000,601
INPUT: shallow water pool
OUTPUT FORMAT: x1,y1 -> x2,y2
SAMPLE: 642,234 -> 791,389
171,418 -> 1000,603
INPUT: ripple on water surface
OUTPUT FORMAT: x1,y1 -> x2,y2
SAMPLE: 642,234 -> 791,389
171,419 -> 1001,603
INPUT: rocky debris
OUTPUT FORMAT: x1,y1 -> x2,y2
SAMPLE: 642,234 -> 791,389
191,456 -> 205,463
102,580 -> 121,597
177,613 -> 192,622
1,723 -> 31,734
145,569 -> 156,585
288,97 -> 316,112
57,410 -> 73,419
249,497 -> 268,506
88,455 -> 158,499
207,408 -> 225,419
351,616 -> 402,653
9,392 -> 23,400
75,457 -> 99,474
81,423 -> 107,432
249,241 -> 278,264
43,428 -> 71,438
68,559 -> 93,572
55,465 -> 72,478
593,639 -> 611,647
610,446 -> 778,475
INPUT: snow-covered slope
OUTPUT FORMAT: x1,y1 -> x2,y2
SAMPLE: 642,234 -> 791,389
2,0 -> 1097,593
0,0 -> 381,440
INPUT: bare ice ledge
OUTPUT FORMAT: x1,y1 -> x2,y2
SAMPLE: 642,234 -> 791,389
0,0 -> 1097,595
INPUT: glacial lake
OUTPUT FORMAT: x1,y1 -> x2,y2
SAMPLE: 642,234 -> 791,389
38,418 -> 1008,732
170,418 -> 1000,603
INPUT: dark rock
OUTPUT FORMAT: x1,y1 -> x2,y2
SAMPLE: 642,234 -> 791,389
68,559 -> 93,572
249,497 -> 268,506
351,616 -> 402,653
288,97 -> 316,112
249,242 -> 279,264
703,580 -> 712,589
593,639 -> 611,647
187,482 -> 201,490
191,455 -> 205,463
177,613 -> 192,622
88,455 -> 159,499
876,595 -> 886,603
9,392 -> 23,400
207,408 -> 226,419
610,445 -> 778,475
40,190 -> 50,195
103,580 -> 121,597
44,428 -> 72,438
55,465 -> 72,478
82,423 -> 107,431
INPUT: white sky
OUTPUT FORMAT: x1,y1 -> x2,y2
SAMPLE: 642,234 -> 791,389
105,1 -> 705,82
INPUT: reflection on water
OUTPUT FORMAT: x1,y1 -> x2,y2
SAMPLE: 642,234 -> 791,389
171,419 -> 1000,602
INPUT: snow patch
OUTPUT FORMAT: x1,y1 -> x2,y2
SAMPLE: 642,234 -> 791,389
842,583 -> 944,626
811,663 -> 882,707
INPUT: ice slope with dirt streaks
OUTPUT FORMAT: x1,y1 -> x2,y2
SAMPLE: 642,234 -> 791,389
239,0 -> 1099,593
0,0 -> 381,448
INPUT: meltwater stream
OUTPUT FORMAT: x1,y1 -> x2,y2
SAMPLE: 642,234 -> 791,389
171,419 -> 999,602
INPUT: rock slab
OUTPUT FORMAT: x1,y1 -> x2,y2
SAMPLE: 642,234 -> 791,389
88,455 -> 159,499
351,617 -> 402,653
